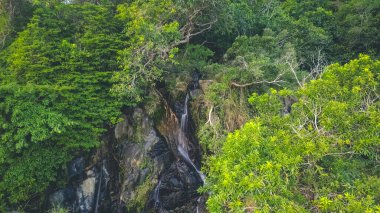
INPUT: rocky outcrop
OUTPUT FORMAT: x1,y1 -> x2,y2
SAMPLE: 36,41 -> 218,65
49,188 -> 76,209
115,104 -> 204,212
48,77 -> 205,213
115,108 -> 172,212
77,170 -> 97,213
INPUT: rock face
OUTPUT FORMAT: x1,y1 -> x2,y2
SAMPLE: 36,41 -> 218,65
68,157 -> 85,180
77,170 -> 97,213
49,188 -> 76,208
48,77 -> 205,213
115,106 -> 203,212
116,108 -> 173,212
49,162 -> 104,212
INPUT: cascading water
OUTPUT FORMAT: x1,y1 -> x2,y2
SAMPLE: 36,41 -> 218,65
153,180 -> 162,211
150,90 -> 205,212
196,197 -> 202,213
178,94 -> 206,183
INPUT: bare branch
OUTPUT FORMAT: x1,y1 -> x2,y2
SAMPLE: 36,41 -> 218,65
230,73 -> 285,88
205,105 -> 214,126
303,49 -> 327,84
322,151 -> 357,157
170,18 -> 216,49
285,53 -> 302,88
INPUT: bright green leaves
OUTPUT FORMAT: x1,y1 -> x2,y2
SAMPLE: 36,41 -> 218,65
293,55 -> 380,157
6,100 -> 71,150
0,0 -> 379,211
112,0 -> 182,101
248,89 -> 284,117
113,0 -> 219,101
0,84 -> 71,151
204,29 -> 301,91
315,177 -> 380,212
0,85 -> 73,206
205,55 -> 380,212
205,118 -> 307,212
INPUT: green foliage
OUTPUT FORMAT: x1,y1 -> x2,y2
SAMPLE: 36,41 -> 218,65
128,177 -> 156,212
1,147 -> 68,204
112,0 -> 181,102
204,55 -> 380,212
0,4 -> 125,209
1,0 -> 380,211
176,44 -> 214,72
197,30 -> 302,154
202,28 -> 303,94
0,0 -> 33,48
279,0 -> 380,64
49,206 -> 70,213
0,85 -> 73,154
112,0 -> 221,102
332,0 -> 380,62
200,0 -> 333,67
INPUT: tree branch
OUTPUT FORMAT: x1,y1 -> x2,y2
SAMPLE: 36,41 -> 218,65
230,73 -> 285,88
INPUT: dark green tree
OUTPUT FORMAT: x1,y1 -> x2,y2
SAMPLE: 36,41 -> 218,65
0,4 -> 125,209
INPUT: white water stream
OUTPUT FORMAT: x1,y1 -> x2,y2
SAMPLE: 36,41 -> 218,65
153,94 -> 205,212
153,180 -> 162,210
178,94 -> 206,184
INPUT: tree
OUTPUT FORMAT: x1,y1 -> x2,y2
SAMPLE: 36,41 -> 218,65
0,4 -> 124,209
0,0 -> 33,48
197,29 -> 303,153
332,0 -> 380,62
204,55 -> 380,212
112,0 -> 220,101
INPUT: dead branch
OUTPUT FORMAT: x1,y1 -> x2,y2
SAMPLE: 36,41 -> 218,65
205,105 -> 214,126
230,73 -> 285,88
322,151 -> 357,157
285,53 -> 302,88
303,49 -> 327,84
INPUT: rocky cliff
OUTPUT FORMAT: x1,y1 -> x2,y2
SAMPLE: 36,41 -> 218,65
48,77 -> 207,213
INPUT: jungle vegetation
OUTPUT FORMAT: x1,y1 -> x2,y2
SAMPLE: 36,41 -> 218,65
0,0 -> 379,211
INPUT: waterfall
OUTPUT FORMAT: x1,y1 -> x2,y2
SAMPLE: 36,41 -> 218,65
151,91 -> 205,212
180,94 -> 189,135
177,94 -> 206,184
153,180 -> 162,210
196,197 -> 201,213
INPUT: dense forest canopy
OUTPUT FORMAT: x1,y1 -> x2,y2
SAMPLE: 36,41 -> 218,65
0,0 -> 379,212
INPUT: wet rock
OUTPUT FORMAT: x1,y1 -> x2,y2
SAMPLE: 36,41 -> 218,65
48,95 -> 205,212
139,168 -> 150,184
77,169 -> 97,213
120,143 -> 144,203
144,129 -> 160,151
117,109 -> 172,211
68,157 -> 85,180
114,115 -> 129,142
169,177 -> 181,188
195,195 -> 208,213
151,93 -> 205,212
49,188 -> 75,209
157,161 -> 201,211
